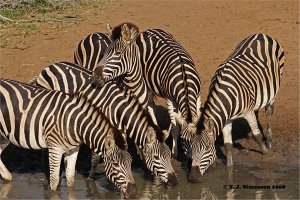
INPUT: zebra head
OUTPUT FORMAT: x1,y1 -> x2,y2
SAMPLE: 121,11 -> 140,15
185,119 -> 216,183
102,134 -> 137,198
143,127 -> 178,187
92,23 -> 139,87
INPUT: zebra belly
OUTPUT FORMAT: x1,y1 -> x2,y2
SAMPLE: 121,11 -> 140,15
254,90 -> 277,110
7,128 -> 48,149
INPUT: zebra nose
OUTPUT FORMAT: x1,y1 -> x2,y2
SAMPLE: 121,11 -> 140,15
125,182 -> 137,198
188,166 -> 202,183
167,172 -> 178,186
92,66 -> 105,87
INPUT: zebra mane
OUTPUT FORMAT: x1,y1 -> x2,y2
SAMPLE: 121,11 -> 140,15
115,84 -> 165,143
71,93 -> 128,150
111,22 -> 139,41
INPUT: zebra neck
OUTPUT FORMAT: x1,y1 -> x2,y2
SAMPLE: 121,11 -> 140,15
201,96 -> 231,136
66,97 -> 105,153
127,113 -> 149,150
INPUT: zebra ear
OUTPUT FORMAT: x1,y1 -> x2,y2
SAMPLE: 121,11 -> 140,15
121,23 -> 131,41
146,127 -> 156,144
121,23 -> 139,43
204,118 -> 214,133
162,130 -> 170,141
106,23 -> 113,35
105,135 -> 116,150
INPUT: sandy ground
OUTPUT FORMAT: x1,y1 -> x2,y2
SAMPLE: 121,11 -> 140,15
1,0 -> 299,166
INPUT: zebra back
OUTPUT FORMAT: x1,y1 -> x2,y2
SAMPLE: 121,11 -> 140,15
137,29 -> 202,124
74,32 -> 111,70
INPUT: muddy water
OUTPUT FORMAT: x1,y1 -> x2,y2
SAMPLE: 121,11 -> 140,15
0,159 -> 298,199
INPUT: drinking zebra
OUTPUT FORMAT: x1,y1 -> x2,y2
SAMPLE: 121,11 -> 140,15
0,78 -> 137,198
189,33 -> 284,182
36,62 -> 178,186
74,32 -> 111,70
92,23 -> 202,160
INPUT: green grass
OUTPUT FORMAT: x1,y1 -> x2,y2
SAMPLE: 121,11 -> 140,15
0,0 -> 118,48
0,0 -> 55,20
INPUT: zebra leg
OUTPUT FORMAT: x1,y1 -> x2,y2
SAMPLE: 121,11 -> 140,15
89,152 -> 101,179
0,142 -> 12,181
170,123 -> 180,158
246,111 -> 264,139
48,146 -> 65,190
166,100 -> 180,158
147,92 -> 159,126
64,147 -> 79,187
244,112 -> 269,155
265,103 -> 274,148
147,105 -> 159,126
222,121 -> 233,167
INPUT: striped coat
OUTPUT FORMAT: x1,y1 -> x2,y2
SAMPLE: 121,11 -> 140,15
0,78 -> 136,197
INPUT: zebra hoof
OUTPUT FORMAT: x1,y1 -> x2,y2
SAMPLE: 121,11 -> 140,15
266,138 -> 272,148
2,179 -> 12,184
261,146 -> 269,155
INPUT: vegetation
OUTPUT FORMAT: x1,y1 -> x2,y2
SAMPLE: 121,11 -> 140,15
0,0 -> 117,49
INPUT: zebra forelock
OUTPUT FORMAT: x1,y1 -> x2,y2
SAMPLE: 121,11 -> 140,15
110,22 -> 139,41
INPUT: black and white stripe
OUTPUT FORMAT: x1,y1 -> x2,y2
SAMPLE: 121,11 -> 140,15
191,33 -> 284,180
92,23 -> 202,160
0,78 -> 136,197
74,32 -> 111,70
36,62 -> 178,186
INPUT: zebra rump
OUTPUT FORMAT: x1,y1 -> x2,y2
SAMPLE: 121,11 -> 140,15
74,32 -> 111,70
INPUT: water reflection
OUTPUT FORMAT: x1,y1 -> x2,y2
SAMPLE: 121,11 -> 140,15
0,183 -> 12,198
0,161 -> 298,199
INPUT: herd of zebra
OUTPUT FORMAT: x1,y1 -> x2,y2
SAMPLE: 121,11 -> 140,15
0,22 -> 284,198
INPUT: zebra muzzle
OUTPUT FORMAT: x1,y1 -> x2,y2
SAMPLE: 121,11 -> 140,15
188,166 -> 202,183
92,66 -> 105,87
167,172 -> 178,187
125,182 -> 137,198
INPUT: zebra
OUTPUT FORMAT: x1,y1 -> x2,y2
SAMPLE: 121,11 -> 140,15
36,62 -> 178,186
0,78 -> 137,198
92,22 -> 202,160
74,32 -> 112,70
189,33 -> 285,182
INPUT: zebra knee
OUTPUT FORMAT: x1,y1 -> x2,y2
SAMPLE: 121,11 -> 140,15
0,162 -> 12,181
